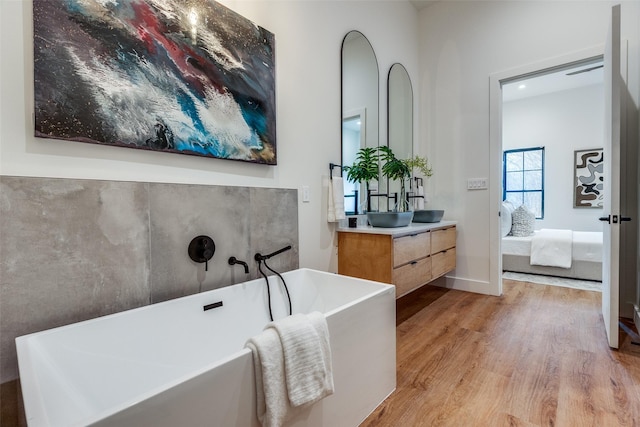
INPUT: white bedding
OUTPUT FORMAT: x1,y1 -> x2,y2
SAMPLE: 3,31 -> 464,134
572,231 -> 603,262
530,229 -> 572,268
502,230 -> 603,263
502,235 -> 533,257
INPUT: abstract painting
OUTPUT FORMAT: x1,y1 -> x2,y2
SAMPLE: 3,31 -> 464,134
574,148 -> 603,208
33,0 -> 276,164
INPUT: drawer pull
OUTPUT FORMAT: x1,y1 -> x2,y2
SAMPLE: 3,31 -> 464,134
410,261 -> 418,265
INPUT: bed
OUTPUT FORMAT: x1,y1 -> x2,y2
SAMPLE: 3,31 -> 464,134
502,229 -> 603,281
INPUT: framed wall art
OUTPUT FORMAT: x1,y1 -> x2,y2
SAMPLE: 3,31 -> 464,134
33,0 -> 276,164
574,148 -> 603,208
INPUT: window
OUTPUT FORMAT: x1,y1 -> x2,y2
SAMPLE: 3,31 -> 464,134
503,147 -> 544,219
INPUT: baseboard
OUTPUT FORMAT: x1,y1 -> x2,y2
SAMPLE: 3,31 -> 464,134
429,275 -> 500,296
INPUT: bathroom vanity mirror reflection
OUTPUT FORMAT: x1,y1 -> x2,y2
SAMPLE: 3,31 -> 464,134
341,31 -> 380,214
387,63 -> 413,210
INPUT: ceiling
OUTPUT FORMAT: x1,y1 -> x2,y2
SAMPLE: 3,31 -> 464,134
409,0 -> 439,10
502,61 -> 604,102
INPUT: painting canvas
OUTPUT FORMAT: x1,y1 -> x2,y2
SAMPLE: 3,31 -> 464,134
574,148 -> 603,208
33,0 -> 276,164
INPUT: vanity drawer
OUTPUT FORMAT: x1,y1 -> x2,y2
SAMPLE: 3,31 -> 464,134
431,248 -> 456,279
393,256 -> 431,297
393,232 -> 430,267
431,227 -> 456,254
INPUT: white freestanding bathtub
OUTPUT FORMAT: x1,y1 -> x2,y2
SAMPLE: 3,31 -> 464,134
16,268 -> 396,427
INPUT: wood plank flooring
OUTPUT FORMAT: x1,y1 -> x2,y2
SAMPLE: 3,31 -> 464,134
362,278 -> 640,427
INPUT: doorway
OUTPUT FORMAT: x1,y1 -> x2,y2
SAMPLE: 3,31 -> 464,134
488,46 -> 605,297
490,5 -> 637,349
500,59 -> 604,290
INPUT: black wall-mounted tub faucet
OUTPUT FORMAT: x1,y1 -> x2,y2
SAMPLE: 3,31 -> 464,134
228,257 -> 249,274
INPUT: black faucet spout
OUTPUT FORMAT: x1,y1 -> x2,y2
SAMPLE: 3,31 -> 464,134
255,245 -> 292,262
228,257 -> 249,274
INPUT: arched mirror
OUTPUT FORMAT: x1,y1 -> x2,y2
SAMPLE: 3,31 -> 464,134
387,63 -> 413,208
341,31 -> 379,214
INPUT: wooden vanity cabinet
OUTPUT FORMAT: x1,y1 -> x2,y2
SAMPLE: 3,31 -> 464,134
338,224 -> 456,298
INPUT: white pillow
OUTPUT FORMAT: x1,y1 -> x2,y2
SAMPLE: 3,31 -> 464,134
501,201 -> 514,237
511,205 -> 535,237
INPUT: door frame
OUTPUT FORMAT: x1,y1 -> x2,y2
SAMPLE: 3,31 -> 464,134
488,45 -> 605,297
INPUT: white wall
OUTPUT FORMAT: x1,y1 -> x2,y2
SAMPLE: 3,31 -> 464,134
503,84 -> 604,232
418,0 -> 639,294
0,0 -> 420,273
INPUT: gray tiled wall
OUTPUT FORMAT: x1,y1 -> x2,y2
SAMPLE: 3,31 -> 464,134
0,176 -> 299,384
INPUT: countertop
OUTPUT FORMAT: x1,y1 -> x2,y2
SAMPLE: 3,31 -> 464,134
337,220 -> 457,237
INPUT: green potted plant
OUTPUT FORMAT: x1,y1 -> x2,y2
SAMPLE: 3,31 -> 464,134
404,154 -> 433,180
379,146 -> 411,212
343,146 -> 379,214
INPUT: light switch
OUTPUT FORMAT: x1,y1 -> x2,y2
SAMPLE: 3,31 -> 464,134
467,178 -> 488,190
302,186 -> 310,202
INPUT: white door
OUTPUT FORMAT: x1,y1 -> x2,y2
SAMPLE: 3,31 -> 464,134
601,4 -> 622,349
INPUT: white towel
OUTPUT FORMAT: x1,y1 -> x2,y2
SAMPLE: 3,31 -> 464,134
530,229 -> 573,268
327,178 -> 346,222
416,186 -> 425,210
269,312 -> 334,406
246,328 -> 293,427
246,312 -> 334,427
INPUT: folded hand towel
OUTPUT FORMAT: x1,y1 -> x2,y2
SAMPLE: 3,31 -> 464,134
530,229 -> 573,268
327,178 -> 346,222
246,312 -> 334,427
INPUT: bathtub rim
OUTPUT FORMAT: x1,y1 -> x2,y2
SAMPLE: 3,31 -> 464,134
16,268 -> 395,427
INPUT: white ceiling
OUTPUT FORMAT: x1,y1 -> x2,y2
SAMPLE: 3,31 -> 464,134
502,61 -> 604,102
409,0 -> 439,11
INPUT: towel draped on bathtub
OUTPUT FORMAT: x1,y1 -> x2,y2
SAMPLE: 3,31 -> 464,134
245,312 -> 334,427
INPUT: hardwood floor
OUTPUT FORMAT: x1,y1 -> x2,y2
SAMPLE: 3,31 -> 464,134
362,278 -> 640,427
